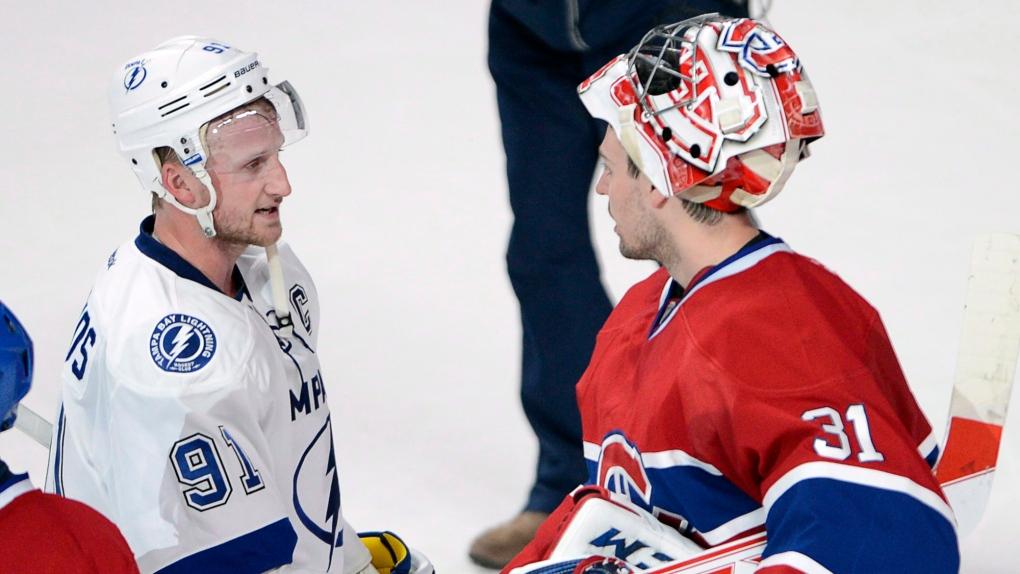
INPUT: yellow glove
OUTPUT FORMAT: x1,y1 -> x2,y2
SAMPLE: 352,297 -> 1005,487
358,531 -> 413,574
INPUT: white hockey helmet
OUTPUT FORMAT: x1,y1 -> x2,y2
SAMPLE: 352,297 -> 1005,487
109,36 -> 307,236
578,15 -> 823,212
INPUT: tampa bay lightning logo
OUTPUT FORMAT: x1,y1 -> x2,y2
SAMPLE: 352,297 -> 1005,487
123,60 -> 148,92
294,415 -> 344,569
150,314 -> 217,373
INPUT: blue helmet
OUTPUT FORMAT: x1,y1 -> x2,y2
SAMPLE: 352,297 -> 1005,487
0,302 -> 33,431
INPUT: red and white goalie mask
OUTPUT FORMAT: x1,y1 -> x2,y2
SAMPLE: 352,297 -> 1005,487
578,15 -> 824,212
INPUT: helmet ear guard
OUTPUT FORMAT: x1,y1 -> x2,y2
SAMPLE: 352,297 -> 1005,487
578,15 -> 823,212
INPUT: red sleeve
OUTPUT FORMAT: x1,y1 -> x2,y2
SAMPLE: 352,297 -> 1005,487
0,491 -> 138,573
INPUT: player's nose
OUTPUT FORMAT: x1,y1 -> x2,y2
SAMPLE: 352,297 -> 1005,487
595,171 -> 609,196
266,158 -> 292,198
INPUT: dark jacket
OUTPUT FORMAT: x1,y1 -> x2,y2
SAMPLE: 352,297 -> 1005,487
493,0 -> 747,53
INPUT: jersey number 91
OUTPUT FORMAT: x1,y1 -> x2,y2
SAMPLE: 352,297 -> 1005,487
170,426 -> 265,512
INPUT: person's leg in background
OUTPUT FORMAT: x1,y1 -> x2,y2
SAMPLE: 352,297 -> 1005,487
469,6 -> 611,568
471,1 -> 750,569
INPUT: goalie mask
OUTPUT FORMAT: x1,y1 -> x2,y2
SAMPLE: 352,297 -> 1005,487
578,15 -> 823,212
109,36 -> 307,237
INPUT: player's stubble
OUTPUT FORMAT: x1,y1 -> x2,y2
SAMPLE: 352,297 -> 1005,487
615,198 -> 671,267
212,205 -> 283,248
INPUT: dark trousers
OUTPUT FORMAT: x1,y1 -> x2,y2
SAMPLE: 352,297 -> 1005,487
488,0 -> 748,512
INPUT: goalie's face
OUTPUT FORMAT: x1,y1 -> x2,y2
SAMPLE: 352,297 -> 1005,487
204,108 -> 292,247
595,129 -> 665,262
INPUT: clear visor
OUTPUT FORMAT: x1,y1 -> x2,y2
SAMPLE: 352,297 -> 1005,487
201,81 -> 307,177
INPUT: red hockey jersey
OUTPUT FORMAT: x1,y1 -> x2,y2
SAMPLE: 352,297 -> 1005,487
0,472 -> 138,573
576,235 -> 958,572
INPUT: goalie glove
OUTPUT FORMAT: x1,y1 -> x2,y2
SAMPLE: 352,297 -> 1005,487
504,485 -> 703,573
357,531 -> 434,574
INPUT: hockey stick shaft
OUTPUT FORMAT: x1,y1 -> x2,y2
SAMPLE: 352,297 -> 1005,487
936,232 -> 1020,535
14,404 -> 53,449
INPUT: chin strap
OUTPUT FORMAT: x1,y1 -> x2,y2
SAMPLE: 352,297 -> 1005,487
157,124 -> 219,237
266,243 -> 294,338
191,169 -> 218,237
156,179 -> 218,238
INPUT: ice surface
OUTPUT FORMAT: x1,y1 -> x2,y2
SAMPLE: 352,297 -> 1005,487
1,1 -> 1017,572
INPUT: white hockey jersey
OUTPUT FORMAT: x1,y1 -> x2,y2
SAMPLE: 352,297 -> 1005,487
46,216 -> 370,574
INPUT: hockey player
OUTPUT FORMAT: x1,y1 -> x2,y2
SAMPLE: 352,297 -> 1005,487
0,301 -> 138,573
45,37 -> 430,574
503,15 -> 960,573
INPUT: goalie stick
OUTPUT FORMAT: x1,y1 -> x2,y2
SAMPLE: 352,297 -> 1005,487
637,232 -> 1020,574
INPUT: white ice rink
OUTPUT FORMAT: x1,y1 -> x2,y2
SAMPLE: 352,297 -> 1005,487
1,1 -> 1018,571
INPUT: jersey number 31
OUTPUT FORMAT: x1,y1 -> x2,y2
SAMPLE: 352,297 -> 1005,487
802,404 -> 885,463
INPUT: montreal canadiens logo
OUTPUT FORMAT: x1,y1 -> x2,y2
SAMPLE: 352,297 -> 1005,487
150,314 -> 217,373
597,432 -> 652,506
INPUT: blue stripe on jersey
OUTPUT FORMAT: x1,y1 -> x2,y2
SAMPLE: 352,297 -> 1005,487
0,468 -> 28,493
764,478 -> 959,573
585,458 -> 762,538
524,560 -> 584,574
155,517 -> 297,574
53,405 -> 66,496
925,444 -> 940,469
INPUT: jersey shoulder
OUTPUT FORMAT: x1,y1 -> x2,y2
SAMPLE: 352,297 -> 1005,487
84,239 -> 264,392
681,251 -> 885,392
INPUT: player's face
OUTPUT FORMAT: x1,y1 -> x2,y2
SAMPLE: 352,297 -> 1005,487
595,129 -> 664,261
205,110 -> 291,247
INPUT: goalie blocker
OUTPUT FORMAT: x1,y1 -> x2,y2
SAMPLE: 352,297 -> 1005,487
505,485 -> 703,574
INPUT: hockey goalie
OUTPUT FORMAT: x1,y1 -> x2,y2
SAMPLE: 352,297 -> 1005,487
503,14 -> 959,574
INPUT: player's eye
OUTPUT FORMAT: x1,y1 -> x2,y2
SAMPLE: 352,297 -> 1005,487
245,157 -> 264,170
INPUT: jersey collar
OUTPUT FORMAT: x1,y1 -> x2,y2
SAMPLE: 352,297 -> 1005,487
648,231 -> 791,340
0,460 -> 33,512
135,216 -> 249,301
